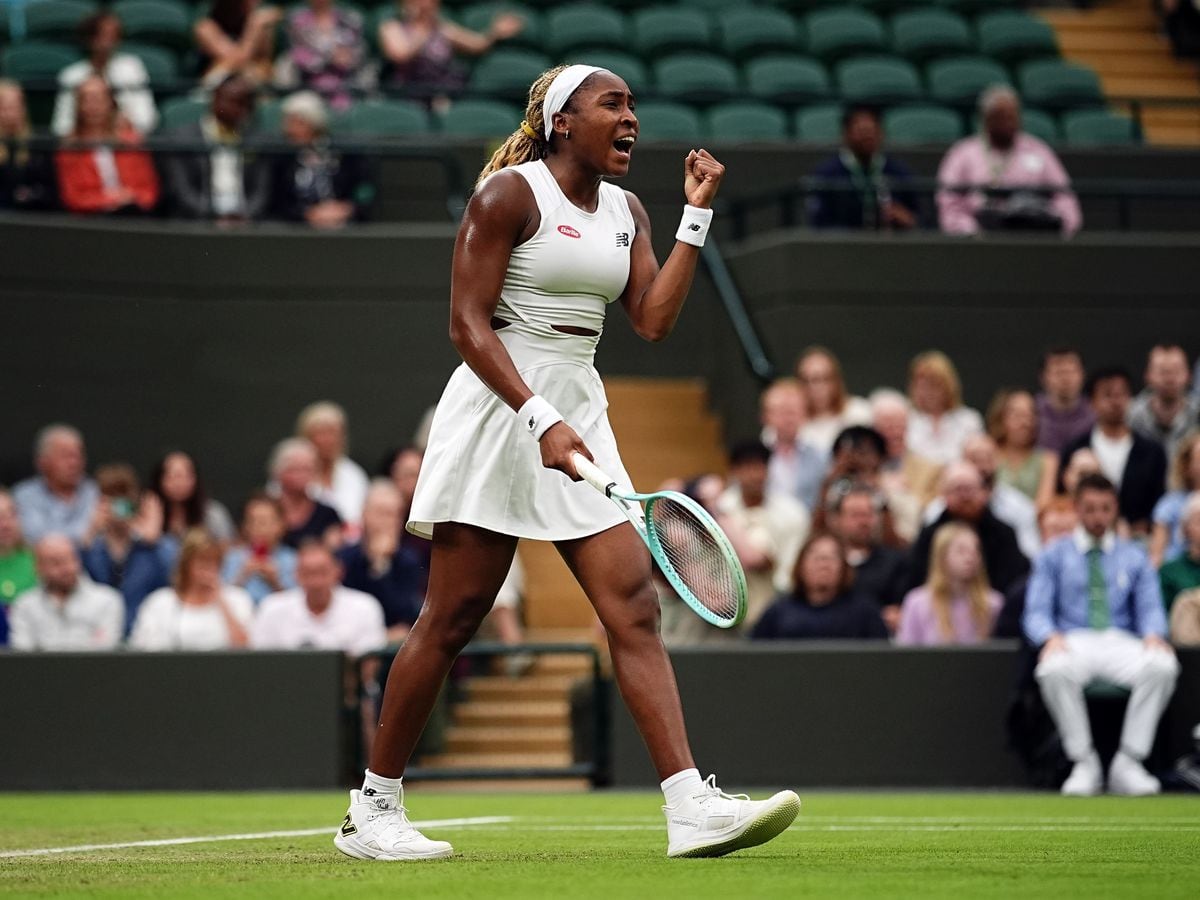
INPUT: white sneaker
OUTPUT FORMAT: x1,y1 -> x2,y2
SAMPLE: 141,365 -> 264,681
333,788 -> 453,861
664,775 -> 801,858
1061,752 -> 1103,797
1108,751 -> 1161,796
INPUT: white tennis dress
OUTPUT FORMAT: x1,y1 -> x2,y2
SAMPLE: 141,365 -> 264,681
407,159 -> 638,541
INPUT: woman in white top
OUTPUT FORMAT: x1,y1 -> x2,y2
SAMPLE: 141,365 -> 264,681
796,346 -> 872,453
334,64 -> 797,863
905,350 -> 983,466
129,530 -> 252,650
51,12 -> 157,137
296,401 -> 369,525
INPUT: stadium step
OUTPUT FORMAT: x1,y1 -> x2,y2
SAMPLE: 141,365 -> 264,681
444,725 -> 573,754
465,674 -> 581,702
455,700 -> 572,727
418,751 -> 575,768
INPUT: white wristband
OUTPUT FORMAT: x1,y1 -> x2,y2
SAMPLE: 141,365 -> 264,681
675,204 -> 713,247
517,395 -> 564,441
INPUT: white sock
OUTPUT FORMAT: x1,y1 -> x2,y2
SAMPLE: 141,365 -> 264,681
661,768 -> 703,808
362,769 -> 402,797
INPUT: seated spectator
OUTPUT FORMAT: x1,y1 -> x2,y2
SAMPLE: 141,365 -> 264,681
296,401 -> 369,527
1060,367 -> 1167,537
0,489 -> 37,605
194,0 -> 282,86
897,523 -> 1002,646
988,388 -> 1057,509
381,444 -> 433,570
1170,587 -> 1200,645
716,441 -> 809,628
1149,432 -> 1200,566
994,496 -> 1079,639
1129,344 -> 1197,464
937,86 -> 1081,237
751,533 -> 887,640
908,461 -> 1029,596
947,433 -> 1041,560
55,76 -> 159,215
1161,494 -> 1200,614
51,11 -> 157,138
796,347 -> 873,454
269,438 -> 343,548
338,480 -> 425,643
13,424 -> 99,544
162,73 -> 272,223
8,535 -> 123,651
1061,447 -> 1102,499
272,91 -> 373,229
0,80 -> 56,210
129,530 -> 253,650
870,388 -> 941,543
80,463 -> 170,630
252,539 -> 386,655
828,483 -> 909,632
759,378 -> 827,514
378,0 -> 523,106
150,450 -> 236,546
285,0 -> 368,111
813,426 -> 900,546
905,350 -> 984,466
1024,474 -> 1178,796
1036,347 -> 1094,455
221,491 -> 298,605
806,104 -> 919,231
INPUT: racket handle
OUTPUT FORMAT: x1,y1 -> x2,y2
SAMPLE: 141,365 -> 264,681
571,453 -> 616,497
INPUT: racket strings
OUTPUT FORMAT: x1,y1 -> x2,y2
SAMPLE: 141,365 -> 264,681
648,498 -> 742,623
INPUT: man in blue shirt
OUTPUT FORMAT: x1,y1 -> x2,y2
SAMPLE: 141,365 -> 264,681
1024,473 -> 1179,796
12,425 -> 99,545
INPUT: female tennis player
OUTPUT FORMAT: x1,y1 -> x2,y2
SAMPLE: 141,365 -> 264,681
334,64 -> 800,861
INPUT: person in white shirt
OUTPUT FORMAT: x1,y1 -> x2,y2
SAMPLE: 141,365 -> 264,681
905,350 -> 984,466
129,530 -> 253,650
8,534 -> 123,651
252,540 -> 386,656
796,346 -> 872,454
759,377 -> 828,514
296,401 -> 369,527
51,12 -> 158,138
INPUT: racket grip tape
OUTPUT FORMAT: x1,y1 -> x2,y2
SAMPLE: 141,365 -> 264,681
571,453 -> 617,497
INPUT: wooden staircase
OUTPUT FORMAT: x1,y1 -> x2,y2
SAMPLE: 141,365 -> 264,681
413,378 -> 727,784
1040,0 -> 1200,146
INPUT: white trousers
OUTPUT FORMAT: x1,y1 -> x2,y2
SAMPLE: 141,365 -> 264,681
1034,629 -> 1180,762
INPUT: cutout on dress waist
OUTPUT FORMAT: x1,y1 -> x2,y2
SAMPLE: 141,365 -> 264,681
490,317 -> 598,337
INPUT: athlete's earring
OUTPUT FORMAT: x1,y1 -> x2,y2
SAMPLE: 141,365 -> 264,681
565,129 -> 571,140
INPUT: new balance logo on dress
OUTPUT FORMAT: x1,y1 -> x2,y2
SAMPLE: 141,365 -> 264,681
615,232 -> 630,247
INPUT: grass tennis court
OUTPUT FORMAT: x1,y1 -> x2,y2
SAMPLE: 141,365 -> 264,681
2,791 -> 1197,898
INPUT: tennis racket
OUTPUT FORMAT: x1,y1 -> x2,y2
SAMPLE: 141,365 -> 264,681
571,453 -> 748,629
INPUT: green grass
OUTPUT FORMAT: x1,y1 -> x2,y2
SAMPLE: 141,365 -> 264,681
1,791 -> 1198,898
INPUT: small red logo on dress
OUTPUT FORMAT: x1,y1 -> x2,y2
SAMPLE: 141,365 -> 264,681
557,225 -> 581,238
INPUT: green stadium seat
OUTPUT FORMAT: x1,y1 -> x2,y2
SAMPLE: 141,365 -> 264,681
836,56 -> 922,105
926,56 -> 1010,107
928,0 -> 1019,16
565,49 -> 648,95
23,0 -> 98,41
632,100 -> 702,142
793,104 -> 843,142
119,41 -> 178,85
883,104 -> 963,144
631,7 -> 713,59
718,7 -> 803,62
1018,59 -> 1104,111
890,9 -> 972,64
112,0 -> 192,52
156,94 -> 206,131
805,8 -> 887,63
252,97 -> 285,135
1,40 -> 82,81
340,98 -> 432,136
744,55 -> 831,105
977,12 -> 1058,65
653,53 -> 740,104
705,101 -> 788,141
1020,107 -> 1060,144
456,3 -> 544,53
1061,108 -> 1138,146
544,4 -> 628,56
438,98 -> 523,137
467,48 -> 552,102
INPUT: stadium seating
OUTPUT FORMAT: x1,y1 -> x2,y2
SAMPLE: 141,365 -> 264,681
1018,107 -> 1060,144
1061,108 -> 1139,146
890,9 -> 973,64
340,98 -> 432,136
156,95 -> 206,131
836,56 -> 923,105
23,0 -> 98,41
1018,58 -> 1105,111
631,100 -> 703,142
112,0 -> 193,52
120,41 -> 179,85
717,7 -> 804,61
793,104 -> 844,142
653,53 -> 740,104
705,101 -> 789,140
438,98 -> 523,136
744,55 -> 832,105
456,3 -> 545,53
926,56 -> 1012,107
631,6 -> 714,58
1,40 -> 82,80
544,4 -> 627,56
884,104 -> 964,143
976,11 -> 1059,65
566,49 -> 649,95
467,48 -> 551,102
805,8 -> 888,63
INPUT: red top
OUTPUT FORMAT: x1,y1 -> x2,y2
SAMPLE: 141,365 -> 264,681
55,127 -> 160,213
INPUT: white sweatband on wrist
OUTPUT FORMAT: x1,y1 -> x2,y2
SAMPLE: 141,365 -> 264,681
675,204 -> 713,247
517,395 -> 564,441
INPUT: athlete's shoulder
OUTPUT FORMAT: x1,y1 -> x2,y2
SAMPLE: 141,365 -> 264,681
620,188 -> 649,232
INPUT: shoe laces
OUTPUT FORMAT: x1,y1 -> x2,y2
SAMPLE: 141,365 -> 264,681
693,774 -> 749,806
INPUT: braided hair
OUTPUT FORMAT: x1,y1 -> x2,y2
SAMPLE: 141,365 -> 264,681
475,64 -> 575,185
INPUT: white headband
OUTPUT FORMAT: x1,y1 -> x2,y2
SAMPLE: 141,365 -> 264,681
543,64 -> 603,140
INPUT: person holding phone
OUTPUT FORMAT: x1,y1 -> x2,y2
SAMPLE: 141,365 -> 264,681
221,492 -> 298,605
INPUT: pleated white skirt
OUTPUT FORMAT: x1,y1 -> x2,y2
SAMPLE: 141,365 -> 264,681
407,324 -> 633,541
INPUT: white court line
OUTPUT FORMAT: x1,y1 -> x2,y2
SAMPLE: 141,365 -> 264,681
0,816 -> 513,859
437,823 -> 1200,834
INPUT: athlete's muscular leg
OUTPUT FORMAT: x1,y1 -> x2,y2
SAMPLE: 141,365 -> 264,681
370,522 -> 517,777
556,524 -> 696,780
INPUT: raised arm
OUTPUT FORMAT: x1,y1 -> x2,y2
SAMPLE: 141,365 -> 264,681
618,149 -> 724,343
